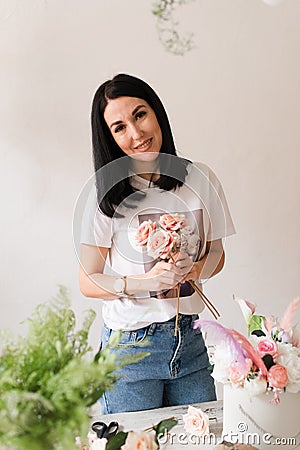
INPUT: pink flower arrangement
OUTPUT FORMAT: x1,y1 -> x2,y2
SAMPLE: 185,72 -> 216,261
194,298 -> 300,403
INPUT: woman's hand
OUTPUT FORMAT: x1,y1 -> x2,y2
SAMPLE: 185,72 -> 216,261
142,252 -> 193,293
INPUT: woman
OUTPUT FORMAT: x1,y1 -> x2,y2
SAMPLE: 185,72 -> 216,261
79,73 -> 235,413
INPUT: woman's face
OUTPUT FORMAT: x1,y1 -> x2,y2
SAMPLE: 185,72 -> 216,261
104,96 -> 162,161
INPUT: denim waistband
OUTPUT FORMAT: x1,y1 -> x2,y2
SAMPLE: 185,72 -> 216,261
147,314 -> 199,335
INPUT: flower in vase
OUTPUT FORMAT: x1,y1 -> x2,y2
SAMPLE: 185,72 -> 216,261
194,297 -> 300,402
267,364 -> 288,389
244,377 -> 268,396
277,342 -> 300,393
257,338 -> 278,357
228,359 -> 252,385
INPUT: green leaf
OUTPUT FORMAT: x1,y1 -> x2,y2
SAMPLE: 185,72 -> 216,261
248,315 -> 265,335
154,418 -> 177,440
106,431 -> 128,450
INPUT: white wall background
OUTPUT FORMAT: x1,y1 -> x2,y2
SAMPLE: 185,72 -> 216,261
1,0 -> 300,378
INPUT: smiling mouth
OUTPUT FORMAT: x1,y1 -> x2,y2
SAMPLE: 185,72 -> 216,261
134,138 -> 153,150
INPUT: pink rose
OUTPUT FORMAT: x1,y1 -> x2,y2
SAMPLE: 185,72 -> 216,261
121,431 -> 158,450
147,229 -> 175,259
135,220 -> 157,246
257,339 -> 277,356
182,405 -> 210,437
228,359 -> 252,384
159,214 -> 187,231
267,364 -> 289,389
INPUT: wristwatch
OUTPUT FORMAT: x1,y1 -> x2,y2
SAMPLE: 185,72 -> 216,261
113,276 -> 128,296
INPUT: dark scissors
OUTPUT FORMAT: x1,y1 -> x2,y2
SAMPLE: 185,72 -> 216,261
91,421 -> 119,440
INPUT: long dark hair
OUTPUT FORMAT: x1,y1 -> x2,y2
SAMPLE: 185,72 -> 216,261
91,73 -> 189,217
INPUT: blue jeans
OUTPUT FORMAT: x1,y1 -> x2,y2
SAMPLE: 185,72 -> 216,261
100,314 -> 216,413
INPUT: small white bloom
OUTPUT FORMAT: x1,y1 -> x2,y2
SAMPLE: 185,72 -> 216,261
243,377 -> 268,397
90,438 -> 108,450
187,234 -> 200,255
211,344 -> 233,383
181,225 -> 194,235
87,430 -> 98,445
277,342 -> 300,393
75,436 -> 82,448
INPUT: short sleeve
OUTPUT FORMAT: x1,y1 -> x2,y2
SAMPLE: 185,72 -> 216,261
192,162 -> 236,241
80,185 -> 113,248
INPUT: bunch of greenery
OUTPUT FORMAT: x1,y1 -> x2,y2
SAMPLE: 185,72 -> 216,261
0,287 -> 146,450
152,0 -> 195,55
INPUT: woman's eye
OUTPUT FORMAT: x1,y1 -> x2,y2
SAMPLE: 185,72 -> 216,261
114,124 -> 125,133
135,111 -> 146,120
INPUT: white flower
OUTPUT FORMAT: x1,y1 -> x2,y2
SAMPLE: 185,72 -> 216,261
181,225 -> 194,235
75,436 -> 82,448
90,438 -> 108,450
235,298 -> 256,325
87,430 -> 98,445
121,431 -> 158,450
211,344 -> 233,383
277,342 -> 300,393
182,405 -> 210,437
243,377 -> 268,397
187,234 -> 200,255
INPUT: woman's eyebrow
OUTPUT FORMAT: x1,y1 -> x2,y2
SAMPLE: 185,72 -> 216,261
110,104 -> 147,129
132,104 -> 147,116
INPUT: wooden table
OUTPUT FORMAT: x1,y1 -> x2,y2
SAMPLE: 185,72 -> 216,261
92,400 -> 223,449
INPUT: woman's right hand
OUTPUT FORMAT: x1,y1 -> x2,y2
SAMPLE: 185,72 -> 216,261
142,252 -> 192,293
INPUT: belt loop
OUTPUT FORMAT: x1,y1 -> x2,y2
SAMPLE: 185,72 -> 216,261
147,323 -> 157,335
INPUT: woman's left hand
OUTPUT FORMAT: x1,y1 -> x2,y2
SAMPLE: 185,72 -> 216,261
173,252 -> 194,282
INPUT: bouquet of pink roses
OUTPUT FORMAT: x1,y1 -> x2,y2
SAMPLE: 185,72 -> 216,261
135,213 -> 220,335
135,213 -> 198,260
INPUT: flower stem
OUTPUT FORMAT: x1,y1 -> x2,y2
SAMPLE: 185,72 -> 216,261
188,280 -> 220,319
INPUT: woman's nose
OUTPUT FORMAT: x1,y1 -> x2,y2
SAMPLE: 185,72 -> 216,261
129,123 -> 143,140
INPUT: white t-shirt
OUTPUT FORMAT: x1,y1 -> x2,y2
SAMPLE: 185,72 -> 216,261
80,161 -> 236,330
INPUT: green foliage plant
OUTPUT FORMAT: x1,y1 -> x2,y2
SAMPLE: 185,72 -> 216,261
0,287 -> 147,450
152,0 -> 195,55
